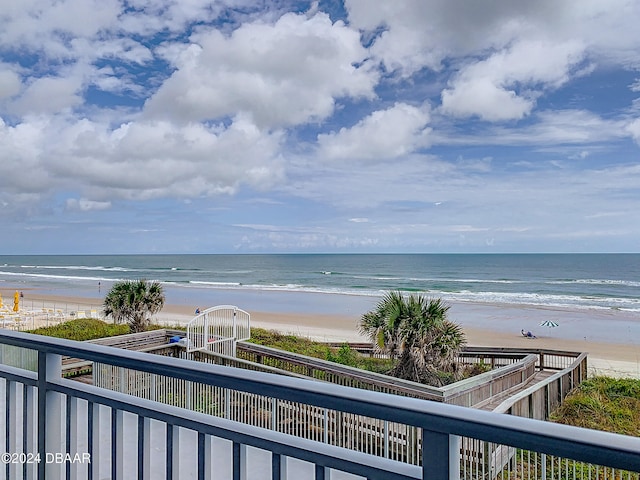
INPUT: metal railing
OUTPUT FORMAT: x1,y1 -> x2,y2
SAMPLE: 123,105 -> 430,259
1,330 -> 640,480
91,342 -> 585,474
77,331 -> 590,477
186,306 -> 250,355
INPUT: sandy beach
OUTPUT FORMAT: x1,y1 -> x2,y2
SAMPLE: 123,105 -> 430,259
4,287 -> 640,379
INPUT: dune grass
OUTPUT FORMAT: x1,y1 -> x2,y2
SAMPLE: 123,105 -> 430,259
247,327 -> 333,358
247,327 -> 395,373
551,376 -> 640,436
27,318 -> 131,341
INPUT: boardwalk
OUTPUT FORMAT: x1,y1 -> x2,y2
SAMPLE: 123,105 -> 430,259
476,369 -> 555,411
59,334 -> 588,478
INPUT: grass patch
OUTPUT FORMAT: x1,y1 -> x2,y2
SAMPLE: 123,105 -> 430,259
247,328 -> 487,379
28,318 -> 131,341
247,328 -> 426,376
551,376 -> 640,436
248,328 -> 333,359
28,319 -> 174,342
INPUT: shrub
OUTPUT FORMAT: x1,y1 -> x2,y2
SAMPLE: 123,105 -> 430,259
248,328 -> 332,359
28,318 -> 130,341
326,343 -> 359,367
551,376 -> 640,436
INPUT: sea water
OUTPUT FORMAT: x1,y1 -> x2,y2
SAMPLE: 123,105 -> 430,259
2,254 -> 640,344
0,253 -> 639,313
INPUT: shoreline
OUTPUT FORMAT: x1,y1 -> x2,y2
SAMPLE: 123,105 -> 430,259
4,288 -> 640,379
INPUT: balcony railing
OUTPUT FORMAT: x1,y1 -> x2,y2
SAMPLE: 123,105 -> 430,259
1,330 -> 640,480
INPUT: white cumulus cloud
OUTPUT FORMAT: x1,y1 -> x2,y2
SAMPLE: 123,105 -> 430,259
144,12 -> 377,128
440,40 -> 585,121
317,103 -> 431,160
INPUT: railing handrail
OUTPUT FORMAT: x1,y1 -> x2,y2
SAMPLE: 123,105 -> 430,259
51,373 -> 422,480
493,352 -> 589,414
187,347 -> 315,379
2,329 -> 640,473
238,342 -> 540,405
439,354 -> 538,399
463,346 -> 582,370
238,341 -> 446,400
328,342 -> 583,370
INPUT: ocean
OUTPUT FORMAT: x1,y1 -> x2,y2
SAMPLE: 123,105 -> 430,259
0,254 -> 639,314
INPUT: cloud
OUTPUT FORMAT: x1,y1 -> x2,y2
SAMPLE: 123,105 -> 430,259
0,68 -> 21,100
347,1 -> 640,123
0,0 -> 122,59
11,75 -> 84,115
440,40 -> 585,121
144,12 -> 377,128
626,118 -> 640,144
317,103 -> 431,160
346,0 -> 572,75
347,0 -> 640,74
69,116 -> 285,198
431,109 -> 629,147
66,198 -> 112,212
235,229 -> 380,251
1,1 -> 640,252
0,117 -> 51,194
0,114 -> 285,206
318,103 -> 431,160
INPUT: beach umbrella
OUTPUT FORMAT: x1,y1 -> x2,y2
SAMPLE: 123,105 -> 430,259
0,292 -> 3,309
13,291 -> 19,312
539,320 -> 559,328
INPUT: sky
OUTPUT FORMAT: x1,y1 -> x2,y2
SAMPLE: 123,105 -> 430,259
1,0 -> 640,254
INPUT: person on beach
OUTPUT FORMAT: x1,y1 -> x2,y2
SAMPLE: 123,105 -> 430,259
195,307 -> 200,314
521,329 -> 536,339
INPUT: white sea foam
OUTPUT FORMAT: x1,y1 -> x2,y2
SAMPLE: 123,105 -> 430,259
189,281 -> 242,287
0,271 -> 114,283
548,279 -> 640,288
19,264 -> 138,272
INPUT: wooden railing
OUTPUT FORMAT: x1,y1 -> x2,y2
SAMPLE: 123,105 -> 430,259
237,342 -> 446,401
39,329 -> 595,479
61,329 -> 184,377
237,342 -> 550,407
333,343 -> 582,372
494,352 -> 589,418
462,346 -> 585,372
61,330 -> 585,410
464,352 -> 590,478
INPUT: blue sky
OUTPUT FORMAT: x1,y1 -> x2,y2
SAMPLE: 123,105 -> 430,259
1,0 -> 640,254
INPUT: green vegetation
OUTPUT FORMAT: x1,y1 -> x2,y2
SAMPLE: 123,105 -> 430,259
501,377 -> 640,479
359,291 -> 466,386
28,318 -> 130,341
247,328 -> 395,373
551,376 -> 640,436
103,279 -> 165,333
248,328 -> 333,358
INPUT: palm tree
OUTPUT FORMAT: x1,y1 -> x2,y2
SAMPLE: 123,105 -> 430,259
359,291 -> 466,386
103,279 -> 165,333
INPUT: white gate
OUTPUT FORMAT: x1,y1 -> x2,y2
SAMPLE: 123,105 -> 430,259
186,305 -> 250,356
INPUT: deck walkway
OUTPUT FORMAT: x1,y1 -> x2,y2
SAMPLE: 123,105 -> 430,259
65,332 -> 580,415
476,369 -> 556,411
73,365 -> 559,412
